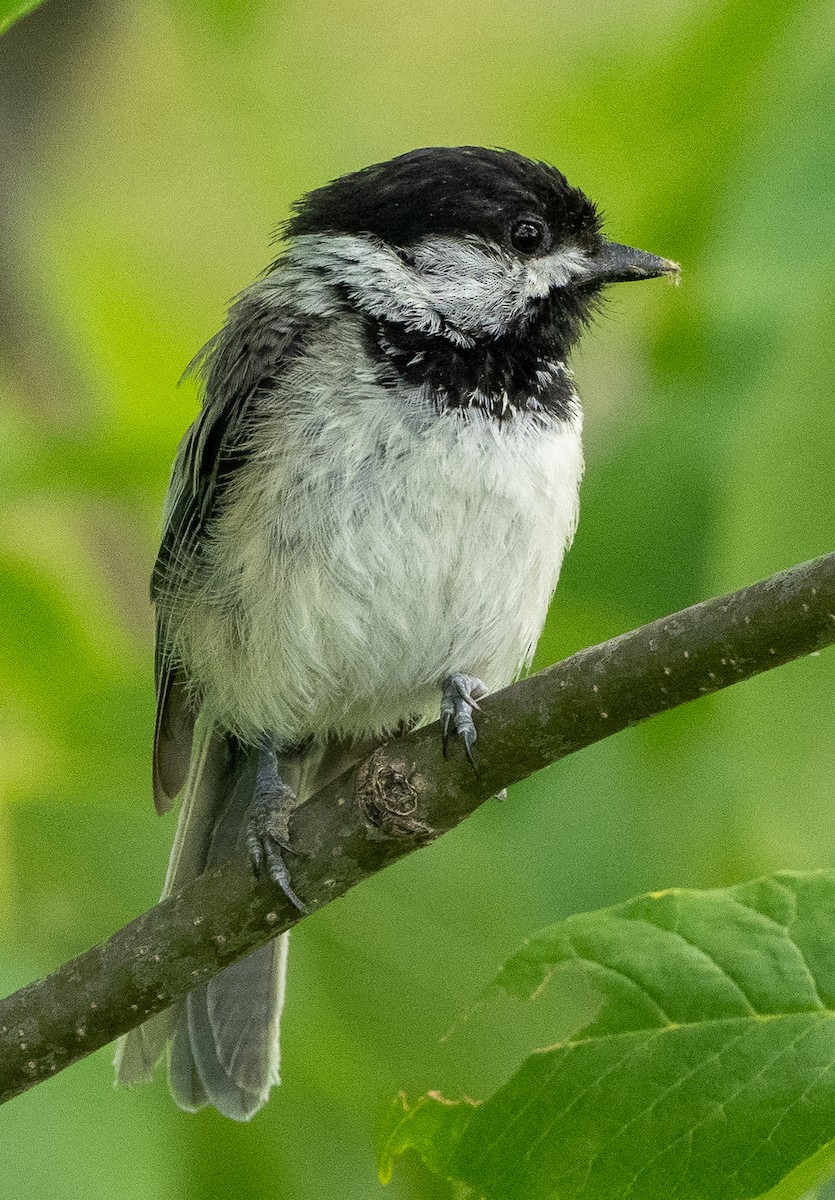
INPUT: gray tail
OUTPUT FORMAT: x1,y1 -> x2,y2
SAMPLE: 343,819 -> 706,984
168,936 -> 289,1120
115,716 -> 286,1121
115,721 -> 365,1120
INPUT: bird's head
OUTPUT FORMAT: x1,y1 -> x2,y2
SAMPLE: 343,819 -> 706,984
280,146 -> 679,353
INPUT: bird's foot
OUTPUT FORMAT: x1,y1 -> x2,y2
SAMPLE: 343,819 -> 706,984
246,746 -> 309,914
441,673 -> 488,770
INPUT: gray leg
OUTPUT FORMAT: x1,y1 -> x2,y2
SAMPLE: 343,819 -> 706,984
246,745 -> 308,913
441,673 -> 488,769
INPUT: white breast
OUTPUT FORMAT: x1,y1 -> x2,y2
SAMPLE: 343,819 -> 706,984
176,326 -> 584,746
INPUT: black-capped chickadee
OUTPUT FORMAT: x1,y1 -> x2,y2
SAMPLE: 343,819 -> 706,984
114,147 -> 678,1119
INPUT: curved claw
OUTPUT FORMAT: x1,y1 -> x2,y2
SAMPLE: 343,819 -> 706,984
461,725 -> 477,769
442,710 -> 454,758
248,747 -> 309,914
247,819 -> 310,915
440,673 -> 488,773
261,837 -> 309,914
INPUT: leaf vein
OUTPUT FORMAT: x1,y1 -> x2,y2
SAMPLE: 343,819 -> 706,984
728,892 -> 826,1009
617,1019 -> 830,1199
468,1033 -> 656,1187
564,940 -> 674,1026
612,918 -> 760,1016
582,1027 -> 753,1199
726,1027 -> 835,1183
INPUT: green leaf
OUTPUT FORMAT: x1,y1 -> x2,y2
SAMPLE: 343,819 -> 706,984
0,0 -> 47,36
380,871 -> 835,1200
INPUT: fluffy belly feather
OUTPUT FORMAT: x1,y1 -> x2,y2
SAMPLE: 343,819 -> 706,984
175,392 -> 584,746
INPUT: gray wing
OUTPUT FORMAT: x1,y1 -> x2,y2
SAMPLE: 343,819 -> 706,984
151,284 -> 306,812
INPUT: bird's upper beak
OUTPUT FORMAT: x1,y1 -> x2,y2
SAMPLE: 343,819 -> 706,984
575,240 -> 680,287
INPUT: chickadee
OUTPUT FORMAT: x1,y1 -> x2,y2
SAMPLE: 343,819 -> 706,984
114,146 -> 678,1119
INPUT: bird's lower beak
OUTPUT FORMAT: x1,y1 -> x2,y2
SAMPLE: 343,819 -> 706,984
576,240 -> 680,286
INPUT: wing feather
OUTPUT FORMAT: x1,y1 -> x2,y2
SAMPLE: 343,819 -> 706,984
150,281 -> 305,809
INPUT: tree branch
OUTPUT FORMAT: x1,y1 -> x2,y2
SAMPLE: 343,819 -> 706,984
2,551 -> 835,1105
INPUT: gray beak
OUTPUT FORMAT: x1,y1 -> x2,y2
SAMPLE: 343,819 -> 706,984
576,240 -> 680,286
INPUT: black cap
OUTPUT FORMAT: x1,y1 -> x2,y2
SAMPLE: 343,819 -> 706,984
286,146 -> 602,255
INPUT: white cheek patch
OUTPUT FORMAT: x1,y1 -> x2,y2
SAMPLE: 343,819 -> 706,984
411,239 -> 591,335
523,247 -> 590,299
281,234 -> 444,331
408,236 -> 525,337
279,233 -> 590,341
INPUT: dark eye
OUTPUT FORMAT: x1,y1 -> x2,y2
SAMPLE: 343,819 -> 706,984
510,217 -> 547,255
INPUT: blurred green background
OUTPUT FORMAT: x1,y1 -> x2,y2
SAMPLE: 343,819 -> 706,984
1,0 -> 834,1195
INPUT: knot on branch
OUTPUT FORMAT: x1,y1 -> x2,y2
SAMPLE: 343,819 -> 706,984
356,748 -> 432,840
